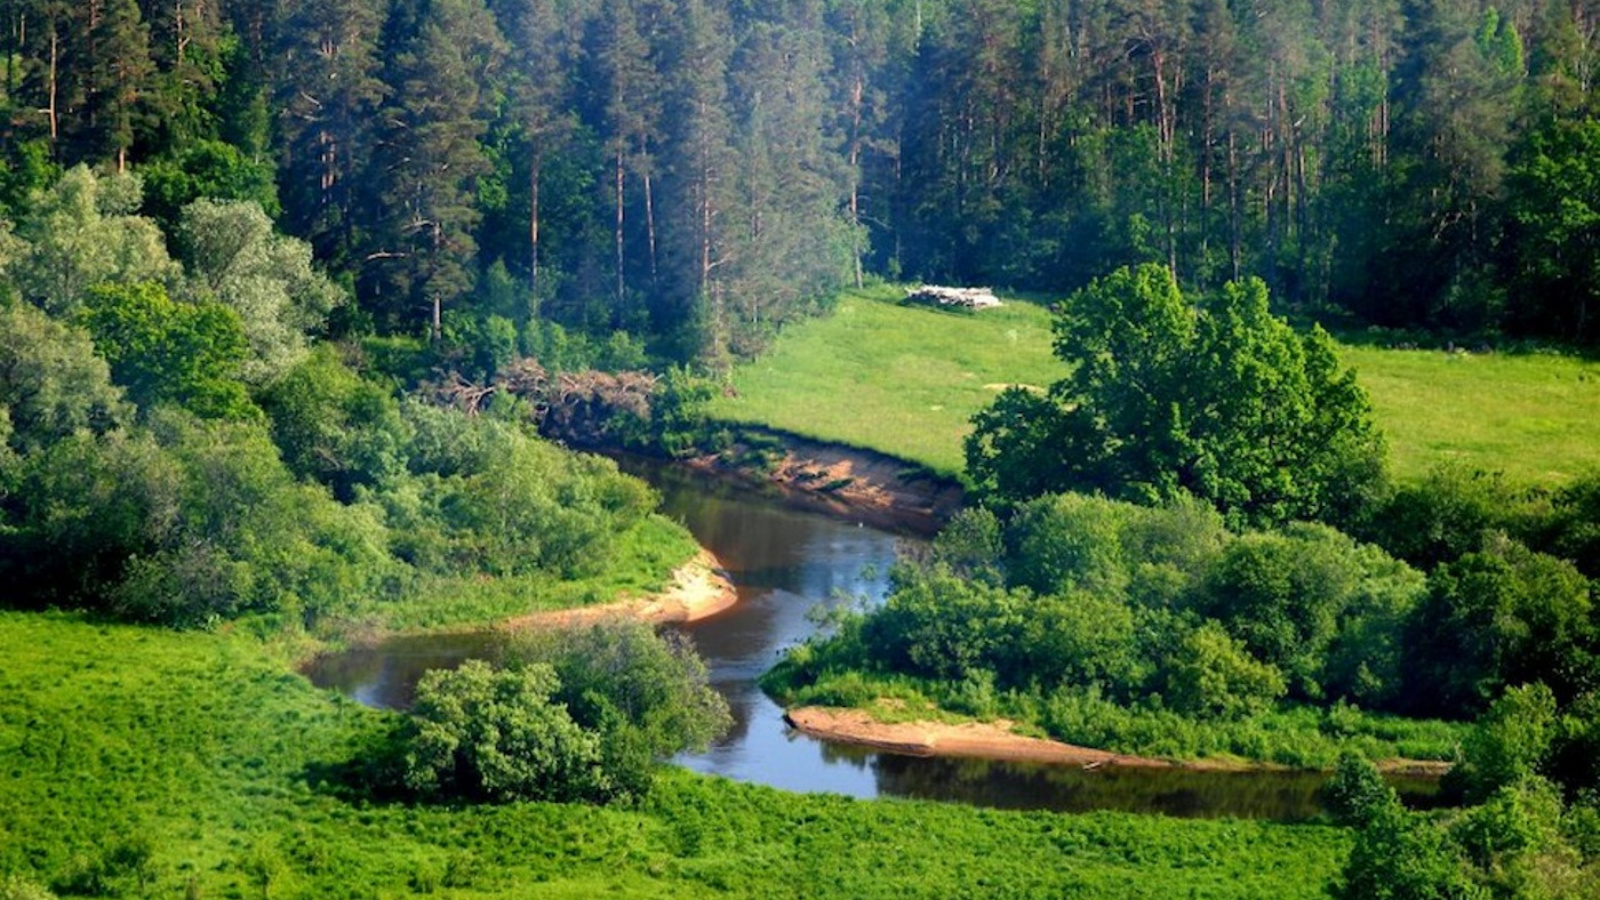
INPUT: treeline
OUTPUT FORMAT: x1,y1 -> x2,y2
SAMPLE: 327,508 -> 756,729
1,0 -> 1596,366
0,168 -> 692,630
0,0 -> 864,364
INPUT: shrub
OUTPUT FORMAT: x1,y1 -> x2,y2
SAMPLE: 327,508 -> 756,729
404,659 -> 612,804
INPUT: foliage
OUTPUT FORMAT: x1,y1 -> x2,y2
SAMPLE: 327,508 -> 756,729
257,347 -> 411,501
1448,684 -> 1561,805
404,659 -> 611,803
139,140 -> 281,233
1,612 -> 1360,900
176,199 -> 344,385
1320,753 -> 1399,828
6,167 -> 181,316
966,265 -> 1386,527
1161,622 -> 1288,720
763,489 -> 1529,764
1199,524 -> 1426,707
1331,804 -> 1486,900
0,301 -> 128,456
9,0 -> 1600,365
76,281 -> 256,420
1407,539 -> 1595,716
1362,465 -> 1541,570
500,620 -> 732,800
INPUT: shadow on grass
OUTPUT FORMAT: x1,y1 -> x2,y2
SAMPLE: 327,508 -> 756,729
300,720 -> 417,805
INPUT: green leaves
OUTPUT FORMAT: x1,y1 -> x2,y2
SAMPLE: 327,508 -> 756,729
406,659 -> 610,803
404,623 -> 731,805
969,263 -> 1387,528
76,281 -> 255,421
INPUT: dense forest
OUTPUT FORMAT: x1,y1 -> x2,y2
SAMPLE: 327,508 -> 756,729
1,0 -> 1598,368
3,2 -> 1600,898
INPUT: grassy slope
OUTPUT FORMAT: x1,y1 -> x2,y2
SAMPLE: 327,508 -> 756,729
1341,345 -> 1600,485
713,285 -> 1064,477
715,287 -> 1600,485
0,613 -> 1350,899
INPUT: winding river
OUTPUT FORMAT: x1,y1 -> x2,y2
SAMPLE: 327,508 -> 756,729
307,457 -> 1441,820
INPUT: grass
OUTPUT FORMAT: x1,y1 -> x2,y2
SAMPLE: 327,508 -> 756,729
715,286 -> 1600,486
360,514 -> 701,632
0,611 -> 1355,899
713,285 -> 1064,477
1340,345 -> 1600,485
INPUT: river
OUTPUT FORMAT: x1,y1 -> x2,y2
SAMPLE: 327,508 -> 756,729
306,456 -> 1440,819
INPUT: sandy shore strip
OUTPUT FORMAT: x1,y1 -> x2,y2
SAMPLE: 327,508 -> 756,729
500,549 -> 738,631
783,706 -> 1453,775
785,706 -> 1182,769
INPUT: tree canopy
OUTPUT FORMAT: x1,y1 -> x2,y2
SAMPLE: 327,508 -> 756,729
966,264 -> 1386,528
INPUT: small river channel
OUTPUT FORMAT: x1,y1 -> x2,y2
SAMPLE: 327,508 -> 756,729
306,456 -> 1440,820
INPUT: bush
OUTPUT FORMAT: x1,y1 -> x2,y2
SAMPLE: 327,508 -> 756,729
1320,752 -> 1398,827
1162,622 -> 1287,720
404,659 -> 612,803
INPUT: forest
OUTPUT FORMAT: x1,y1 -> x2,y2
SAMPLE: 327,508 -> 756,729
3,1 -> 1600,898
0,0 -> 1598,370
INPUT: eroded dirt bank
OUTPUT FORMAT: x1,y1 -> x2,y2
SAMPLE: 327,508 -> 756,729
683,428 -> 967,536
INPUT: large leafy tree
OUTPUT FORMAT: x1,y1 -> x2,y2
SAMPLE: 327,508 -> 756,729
966,263 -> 1386,527
75,280 -> 255,420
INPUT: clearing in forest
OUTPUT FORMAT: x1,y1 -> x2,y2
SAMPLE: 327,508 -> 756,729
716,286 -> 1600,485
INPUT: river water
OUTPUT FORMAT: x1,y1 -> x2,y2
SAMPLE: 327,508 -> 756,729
306,457 -> 1440,819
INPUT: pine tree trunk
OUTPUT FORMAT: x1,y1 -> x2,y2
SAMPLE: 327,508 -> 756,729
614,148 -> 626,307
644,168 -> 658,281
849,73 -> 864,289
47,25 -> 58,145
529,151 -> 541,302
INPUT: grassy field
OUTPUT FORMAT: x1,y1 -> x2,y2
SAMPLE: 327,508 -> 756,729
712,285 -> 1064,477
713,286 -> 1600,486
0,612 -> 1353,899
1340,345 -> 1600,485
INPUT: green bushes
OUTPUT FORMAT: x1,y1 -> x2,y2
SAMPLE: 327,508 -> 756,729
965,265 -> 1386,528
0,347 -> 689,630
765,492 -> 1497,765
400,621 -> 731,806
405,660 -> 612,803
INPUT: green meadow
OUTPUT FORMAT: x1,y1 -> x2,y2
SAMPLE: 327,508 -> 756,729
712,285 -> 1065,477
1340,344 -> 1600,485
714,287 -> 1600,485
0,612 -> 1351,900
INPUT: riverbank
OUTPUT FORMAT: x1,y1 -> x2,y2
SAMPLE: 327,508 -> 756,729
684,427 -> 966,536
500,549 -> 737,630
2,611 -> 1354,900
784,706 -> 1454,777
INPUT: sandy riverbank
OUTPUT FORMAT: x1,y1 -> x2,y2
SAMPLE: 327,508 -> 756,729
784,706 -> 1454,776
500,549 -> 738,631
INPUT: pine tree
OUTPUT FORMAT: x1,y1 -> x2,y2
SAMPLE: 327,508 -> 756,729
366,0 -> 505,336
274,0 -> 387,268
